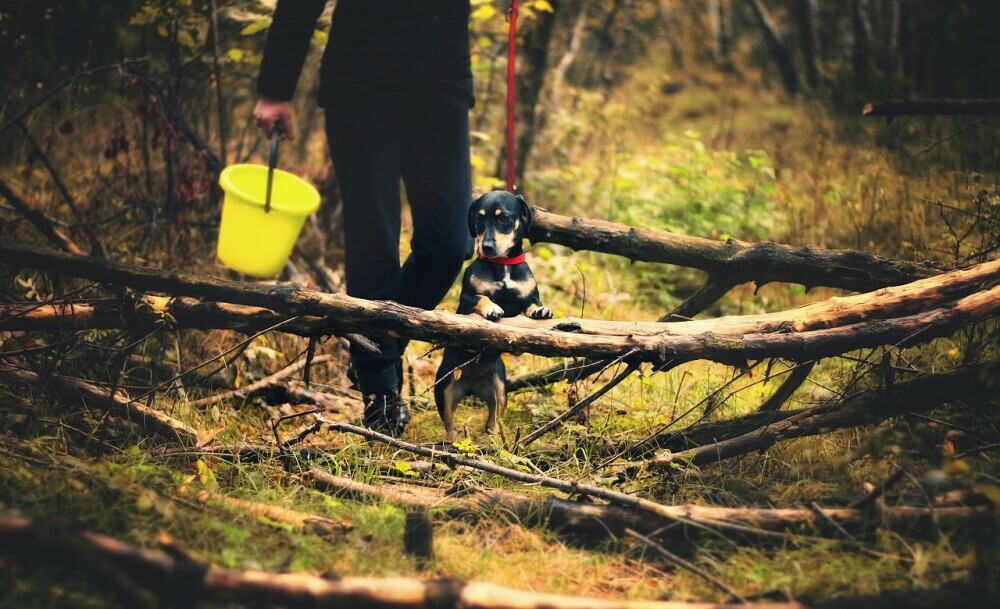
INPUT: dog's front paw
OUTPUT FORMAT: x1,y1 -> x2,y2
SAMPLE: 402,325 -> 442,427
529,305 -> 553,320
484,304 -> 505,321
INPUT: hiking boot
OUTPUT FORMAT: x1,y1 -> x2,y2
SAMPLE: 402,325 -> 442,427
363,390 -> 410,438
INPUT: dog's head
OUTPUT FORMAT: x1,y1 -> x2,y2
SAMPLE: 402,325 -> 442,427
467,190 -> 533,259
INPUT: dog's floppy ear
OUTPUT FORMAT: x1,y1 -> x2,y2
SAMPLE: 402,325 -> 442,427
468,194 -> 485,238
516,194 -> 532,231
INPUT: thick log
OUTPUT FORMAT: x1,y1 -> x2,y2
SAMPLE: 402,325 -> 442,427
306,469 -> 982,539
0,515 -> 981,608
2,515 -> 803,609
0,364 -> 197,443
863,99 -> 1000,120
652,360 -> 1000,469
528,210 -> 943,292
2,244 -> 997,366
0,296 -> 334,336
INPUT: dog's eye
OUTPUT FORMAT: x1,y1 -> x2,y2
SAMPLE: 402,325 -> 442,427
498,215 -> 511,223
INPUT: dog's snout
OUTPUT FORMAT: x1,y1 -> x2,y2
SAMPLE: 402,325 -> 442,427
479,241 -> 498,257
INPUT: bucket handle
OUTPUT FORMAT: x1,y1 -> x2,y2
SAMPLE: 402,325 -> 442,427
264,124 -> 282,214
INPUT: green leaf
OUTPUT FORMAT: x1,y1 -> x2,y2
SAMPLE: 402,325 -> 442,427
240,19 -> 269,36
471,5 -> 497,21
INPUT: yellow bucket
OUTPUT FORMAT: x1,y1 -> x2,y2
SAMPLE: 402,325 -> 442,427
217,163 -> 320,277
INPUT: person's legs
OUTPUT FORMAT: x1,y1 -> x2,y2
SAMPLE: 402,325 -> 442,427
325,95 -> 409,433
399,92 -> 474,312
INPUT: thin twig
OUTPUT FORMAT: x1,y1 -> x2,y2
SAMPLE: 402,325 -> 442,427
519,357 -> 639,447
190,355 -> 332,407
625,528 -> 748,603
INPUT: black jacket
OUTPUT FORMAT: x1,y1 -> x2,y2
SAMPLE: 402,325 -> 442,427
257,0 -> 473,106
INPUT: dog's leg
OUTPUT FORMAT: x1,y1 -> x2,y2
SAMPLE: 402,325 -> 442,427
434,376 -> 460,443
473,295 -> 504,321
483,361 -> 508,435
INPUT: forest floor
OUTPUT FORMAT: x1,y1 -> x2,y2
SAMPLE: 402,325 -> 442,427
1,66 -> 999,607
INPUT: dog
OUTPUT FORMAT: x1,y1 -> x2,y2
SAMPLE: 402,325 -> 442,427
434,191 -> 553,441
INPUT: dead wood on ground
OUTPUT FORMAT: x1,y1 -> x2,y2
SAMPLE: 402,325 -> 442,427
305,469 -> 982,540
2,244 -> 996,367
528,209 -> 943,292
8,515 -> 978,609
0,363 -> 197,443
613,360 -> 999,461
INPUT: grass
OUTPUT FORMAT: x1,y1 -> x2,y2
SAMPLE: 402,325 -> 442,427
2,39 -> 1000,607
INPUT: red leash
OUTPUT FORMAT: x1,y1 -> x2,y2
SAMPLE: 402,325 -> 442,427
506,0 -> 519,193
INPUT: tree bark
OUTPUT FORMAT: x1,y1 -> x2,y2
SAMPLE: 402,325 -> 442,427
551,0 -> 591,104
797,0 -> 821,88
706,0 -> 729,69
528,208 -> 944,293
656,0 -> 685,70
747,0 -> 800,96
2,244 -> 997,367
8,515 -> 978,609
517,0 -> 560,185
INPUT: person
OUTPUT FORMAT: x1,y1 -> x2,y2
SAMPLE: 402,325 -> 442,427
253,0 -> 475,437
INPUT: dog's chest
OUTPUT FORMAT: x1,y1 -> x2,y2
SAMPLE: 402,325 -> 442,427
472,267 -> 533,298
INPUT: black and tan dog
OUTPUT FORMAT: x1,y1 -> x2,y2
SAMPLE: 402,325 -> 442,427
434,190 -> 552,441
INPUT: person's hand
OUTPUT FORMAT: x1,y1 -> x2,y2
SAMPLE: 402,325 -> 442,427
253,98 -> 295,141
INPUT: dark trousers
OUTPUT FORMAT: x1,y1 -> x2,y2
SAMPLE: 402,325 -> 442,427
325,90 -> 473,393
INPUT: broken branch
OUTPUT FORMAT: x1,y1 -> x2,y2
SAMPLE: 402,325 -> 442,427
651,360 -> 1000,469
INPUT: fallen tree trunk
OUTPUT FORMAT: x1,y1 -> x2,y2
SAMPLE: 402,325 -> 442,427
1,514 -> 982,609
3,515 -> 809,609
306,469 -> 982,539
0,296 -> 334,336
0,364 -> 197,443
654,361 -> 1000,468
3,244 -> 998,366
649,360 -> 1000,469
528,209 -> 943,292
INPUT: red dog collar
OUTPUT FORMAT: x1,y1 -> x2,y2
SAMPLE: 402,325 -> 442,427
478,252 -> 526,265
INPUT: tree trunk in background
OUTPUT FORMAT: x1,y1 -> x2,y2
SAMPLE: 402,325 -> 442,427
886,0 -> 902,74
798,0 -> 821,88
851,0 -> 873,81
517,0 -> 561,183
748,0 -> 800,96
581,0 -> 622,88
707,0 -> 730,70
552,0 -> 590,105
656,0 -> 684,70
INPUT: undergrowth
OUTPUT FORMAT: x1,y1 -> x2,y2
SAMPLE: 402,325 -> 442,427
2,32 -> 1000,609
